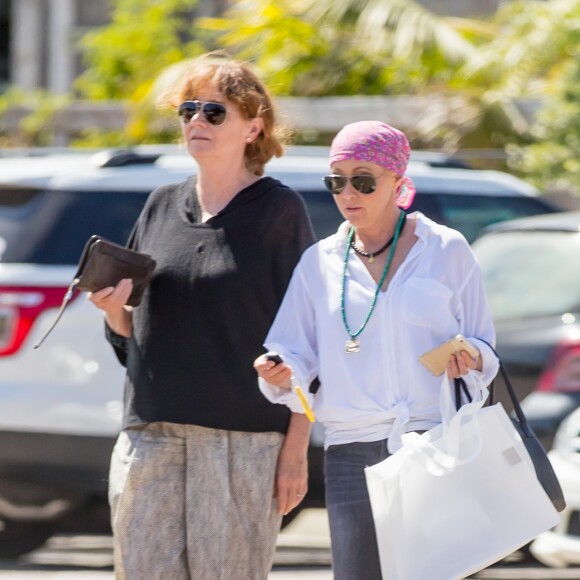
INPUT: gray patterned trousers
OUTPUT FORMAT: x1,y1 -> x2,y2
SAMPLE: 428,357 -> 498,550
109,422 -> 284,579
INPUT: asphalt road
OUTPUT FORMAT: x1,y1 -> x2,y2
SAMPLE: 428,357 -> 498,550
0,509 -> 577,579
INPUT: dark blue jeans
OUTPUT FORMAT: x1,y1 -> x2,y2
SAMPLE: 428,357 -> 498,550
324,439 -> 391,580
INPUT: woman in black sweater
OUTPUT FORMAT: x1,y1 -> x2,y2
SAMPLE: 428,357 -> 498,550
89,52 -> 315,580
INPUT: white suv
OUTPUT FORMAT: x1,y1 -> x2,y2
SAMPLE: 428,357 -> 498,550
0,146 -> 561,556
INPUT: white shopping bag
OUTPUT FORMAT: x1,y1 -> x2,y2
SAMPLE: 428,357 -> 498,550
365,376 -> 560,580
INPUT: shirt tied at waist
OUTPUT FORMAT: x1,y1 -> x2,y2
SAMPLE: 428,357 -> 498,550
322,400 -> 414,451
387,400 -> 410,453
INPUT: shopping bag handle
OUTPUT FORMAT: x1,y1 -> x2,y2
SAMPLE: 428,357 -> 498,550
403,374 -> 487,474
405,340 -> 527,474
454,376 -> 495,409
456,340 -> 533,438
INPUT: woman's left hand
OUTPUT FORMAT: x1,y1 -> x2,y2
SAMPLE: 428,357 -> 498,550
275,441 -> 309,516
447,349 -> 482,379
274,413 -> 310,516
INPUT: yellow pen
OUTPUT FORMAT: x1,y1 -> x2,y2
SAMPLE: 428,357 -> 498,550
294,385 -> 316,423
265,352 -> 316,423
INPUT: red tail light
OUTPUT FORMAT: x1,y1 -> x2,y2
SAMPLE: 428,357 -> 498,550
0,286 -> 76,356
536,339 -> 580,393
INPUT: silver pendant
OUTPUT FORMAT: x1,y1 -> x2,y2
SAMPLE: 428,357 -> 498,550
345,338 -> 360,353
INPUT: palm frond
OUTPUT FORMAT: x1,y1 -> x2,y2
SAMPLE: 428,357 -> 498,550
302,0 -> 480,63
461,0 -> 579,93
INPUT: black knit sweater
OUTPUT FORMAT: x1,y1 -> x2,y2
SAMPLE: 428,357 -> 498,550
106,176 -> 315,434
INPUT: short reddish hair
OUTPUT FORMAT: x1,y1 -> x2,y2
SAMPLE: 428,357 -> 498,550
158,52 -> 288,176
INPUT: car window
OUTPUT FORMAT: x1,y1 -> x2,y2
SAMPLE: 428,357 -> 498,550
473,231 -> 580,321
407,194 -> 443,225
411,194 -> 557,243
0,188 -> 147,264
298,189 -> 342,240
0,186 -> 342,265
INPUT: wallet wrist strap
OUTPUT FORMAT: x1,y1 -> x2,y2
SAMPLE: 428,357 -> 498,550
33,279 -> 79,349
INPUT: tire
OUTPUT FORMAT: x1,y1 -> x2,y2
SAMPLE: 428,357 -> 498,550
0,519 -> 56,559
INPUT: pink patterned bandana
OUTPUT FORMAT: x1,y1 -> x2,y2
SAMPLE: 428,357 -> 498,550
329,121 -> 416,209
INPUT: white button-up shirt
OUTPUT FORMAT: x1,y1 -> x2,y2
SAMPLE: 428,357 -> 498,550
259,212 -> 499,451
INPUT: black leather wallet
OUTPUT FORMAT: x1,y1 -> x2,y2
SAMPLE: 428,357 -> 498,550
74,235 -> 156,307
33,235 -> 156,348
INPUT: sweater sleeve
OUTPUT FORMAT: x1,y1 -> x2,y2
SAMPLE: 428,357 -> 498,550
102,206 -> 142,365
269,190 -> 316,302
104,320 -> 128,367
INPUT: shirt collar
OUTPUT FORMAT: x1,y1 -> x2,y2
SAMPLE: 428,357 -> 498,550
322,211 -> 432,254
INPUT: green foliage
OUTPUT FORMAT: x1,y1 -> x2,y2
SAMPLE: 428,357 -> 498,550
301,0 -> 489,62
452,0 -> 580,191
195,0 -> 490,97
76,0 -> 204,100
512,53 -> 580,192
197,1 -> 325,94
191,0 -> 578,190
71,0 -> 208,145
0,88 -> 71,147
1,0 -> 578,194
460,0 -> 579,95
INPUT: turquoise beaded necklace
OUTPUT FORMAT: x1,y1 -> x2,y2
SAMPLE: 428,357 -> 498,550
341,209 -> 406,353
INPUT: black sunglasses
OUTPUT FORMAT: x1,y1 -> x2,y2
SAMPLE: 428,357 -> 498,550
323,174 -> 382,195
178,100 -> 228,126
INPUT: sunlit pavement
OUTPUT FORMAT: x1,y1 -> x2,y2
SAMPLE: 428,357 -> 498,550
0,509 -> 577,578
0,510 -> 333,579
274,510 -> 580,579
270,509 -> 332,577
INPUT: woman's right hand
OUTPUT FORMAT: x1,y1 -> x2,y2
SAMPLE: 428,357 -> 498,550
254,353 -> 293,390
88,278 -> 134,337
446,349 -> 482,379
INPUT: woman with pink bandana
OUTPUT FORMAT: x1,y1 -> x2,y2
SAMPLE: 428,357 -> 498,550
254,121 -> 498,579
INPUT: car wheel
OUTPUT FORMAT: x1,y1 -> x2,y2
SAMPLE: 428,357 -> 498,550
0,519 -> 56,559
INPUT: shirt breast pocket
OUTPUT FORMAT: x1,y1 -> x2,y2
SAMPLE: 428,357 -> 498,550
401,277 -> 458,332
